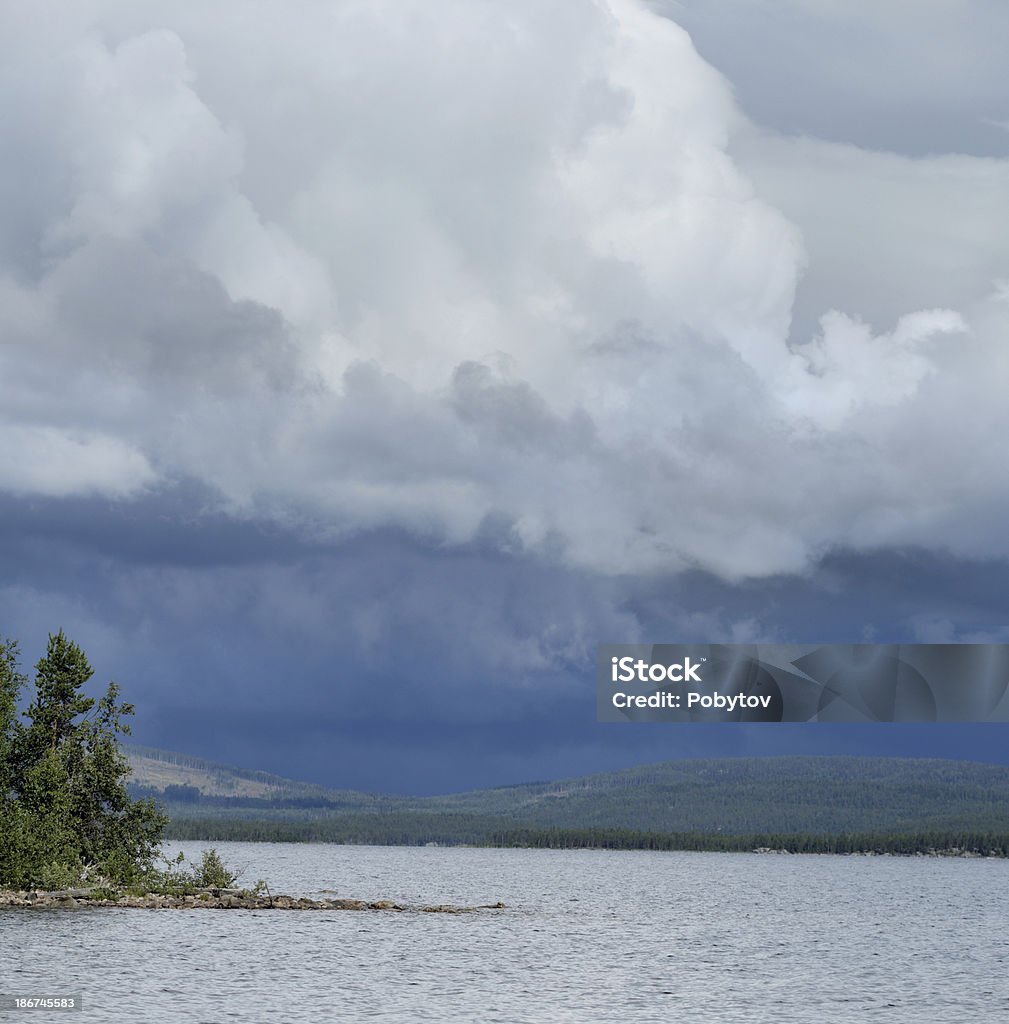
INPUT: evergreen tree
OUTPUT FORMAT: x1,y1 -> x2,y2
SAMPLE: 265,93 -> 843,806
0,631 -> 167,889
0,637 -> 24,794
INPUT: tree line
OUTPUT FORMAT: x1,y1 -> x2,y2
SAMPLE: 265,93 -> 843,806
161,812 -> 1009,857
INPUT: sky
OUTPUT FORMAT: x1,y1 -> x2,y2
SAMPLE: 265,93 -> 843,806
2,0 -> 1009,794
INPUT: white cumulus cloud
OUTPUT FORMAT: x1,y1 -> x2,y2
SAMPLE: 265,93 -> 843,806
0,0 -> 1006,580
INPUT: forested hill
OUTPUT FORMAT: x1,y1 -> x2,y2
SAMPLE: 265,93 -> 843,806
427,757 -> 1009,834
127,748 -> 1009,840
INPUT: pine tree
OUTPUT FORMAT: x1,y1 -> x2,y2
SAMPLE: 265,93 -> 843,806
0,631 -> 167,889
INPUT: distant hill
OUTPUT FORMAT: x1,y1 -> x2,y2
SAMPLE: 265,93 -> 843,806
125,744 -> 385,809
428,757 -> 1009,833
127,746 -> 1009,847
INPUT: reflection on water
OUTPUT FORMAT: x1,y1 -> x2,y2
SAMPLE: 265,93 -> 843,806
3,843 -> 1009,1023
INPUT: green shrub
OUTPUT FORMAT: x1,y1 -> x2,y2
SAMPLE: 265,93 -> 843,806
194,849 -> 237,888
136,848 -> 240,894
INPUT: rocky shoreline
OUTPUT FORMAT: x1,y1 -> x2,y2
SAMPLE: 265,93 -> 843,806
750,847 -> 1002,857
0,887 -> 507,912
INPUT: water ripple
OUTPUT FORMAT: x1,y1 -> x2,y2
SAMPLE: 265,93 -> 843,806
2,844 -> 1008,1023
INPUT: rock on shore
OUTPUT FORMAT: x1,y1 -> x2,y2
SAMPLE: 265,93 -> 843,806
0,888 -> 507,912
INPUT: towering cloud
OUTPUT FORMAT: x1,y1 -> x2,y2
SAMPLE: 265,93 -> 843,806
4,1 -> 1006,585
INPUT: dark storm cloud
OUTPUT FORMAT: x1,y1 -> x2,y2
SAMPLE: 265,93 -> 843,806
0,485 -> 327,571
4,489 -> 1009,791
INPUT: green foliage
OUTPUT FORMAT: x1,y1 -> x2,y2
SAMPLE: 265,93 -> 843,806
0,638 -> 26,798
193,848 -> 237,888
124,847 -> 240,896
0,631 -> 169,890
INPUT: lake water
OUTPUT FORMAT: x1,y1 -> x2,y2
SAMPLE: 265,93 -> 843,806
3,842 -> 1008,1023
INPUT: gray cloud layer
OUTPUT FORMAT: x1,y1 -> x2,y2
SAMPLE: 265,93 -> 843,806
661,0 -> 1009,157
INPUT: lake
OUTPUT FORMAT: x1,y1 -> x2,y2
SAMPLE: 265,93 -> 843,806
3,842 -> 1008,1022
